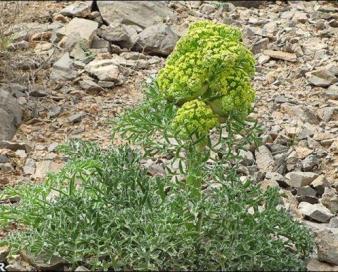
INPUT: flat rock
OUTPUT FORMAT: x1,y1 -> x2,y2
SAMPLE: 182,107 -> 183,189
299,202 -> 334,222
316,228 -> 338,265
255,145 -> 275,172
84,59 -> 122,82
135,23 -> 179,56
60,2 -> 91,18
97,1 -> 176,29
57,18 -> 98,45
50,53 -> 78,81
292,11 -> 308,23
285,171 -> 319,187
327,85 -> 338,100
306,69 -> 338,87
79,79 -> 103,92
263,50 -> 297,62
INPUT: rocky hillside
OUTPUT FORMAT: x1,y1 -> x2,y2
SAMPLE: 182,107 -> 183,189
1,1 -> 338,270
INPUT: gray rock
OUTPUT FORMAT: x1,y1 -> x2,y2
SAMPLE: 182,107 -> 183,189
316,228 -> 338,265
48,105 -> 62,118
85,59 -> 122,82
50,53 -> 78,81
299,202 -> 333,222
60,2 -> 91,18
48,143 -> 59,152
285,171 -> 319,187
306,69 -> 338,87
0,90 -> 22,141
280,103 -> 319,125
79,79 -> 103,92
273,153 -> 288,175
321,187 -> 338,214
98,81 -> 115,88
97,1 -> 176,29
302,154 -> 319,171
90,35 -> 110,49
8,22 -> 62,42
265,171 -> 288,187
296,186 -> 318,204
317,107 -> 336,122
269,143 -> 289,155
297,186 -> 317,198
329,216 -> 338,228
0,155 -> 9,163
135,23 -> 179,56
251,38 -> 269,54
299,126 -> 315,139
293,11 -> 308,23
0,163 -> 14,172
327,85 -> 338,100
259,179 -> 279,192
311,175 -> 329,196
23,158 -> 36,176
255,145 -> 275,172
68,112 -> 86,124
239,150 -> 255,166
97,23 -> 138,49
200,3 -> 216,15
57,18 -> 98,46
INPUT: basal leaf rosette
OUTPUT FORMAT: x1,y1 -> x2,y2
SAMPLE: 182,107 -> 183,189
171,100 -> 219,140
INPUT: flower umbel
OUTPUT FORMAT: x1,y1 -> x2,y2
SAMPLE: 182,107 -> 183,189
171,99 -> 219,140
157,20 -> 256,140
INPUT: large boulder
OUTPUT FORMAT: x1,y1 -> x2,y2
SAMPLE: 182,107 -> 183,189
96,1 -> 176,29
0,90 -> 22,141
134,23 -> 179,56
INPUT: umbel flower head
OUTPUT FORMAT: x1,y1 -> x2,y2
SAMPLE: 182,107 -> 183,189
157,20 -> 256,139
171,99 -> 219,140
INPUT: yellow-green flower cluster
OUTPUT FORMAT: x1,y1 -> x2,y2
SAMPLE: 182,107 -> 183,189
171,100 -> 219,139
157,20 -> 256,139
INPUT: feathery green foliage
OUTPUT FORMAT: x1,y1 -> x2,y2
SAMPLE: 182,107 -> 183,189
0,141 -> 313,271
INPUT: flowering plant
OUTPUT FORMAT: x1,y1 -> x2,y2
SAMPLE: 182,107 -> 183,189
157,20 -> 256,139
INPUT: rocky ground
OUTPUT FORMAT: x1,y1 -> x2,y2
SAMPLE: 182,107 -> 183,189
1,0 -> 338,271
